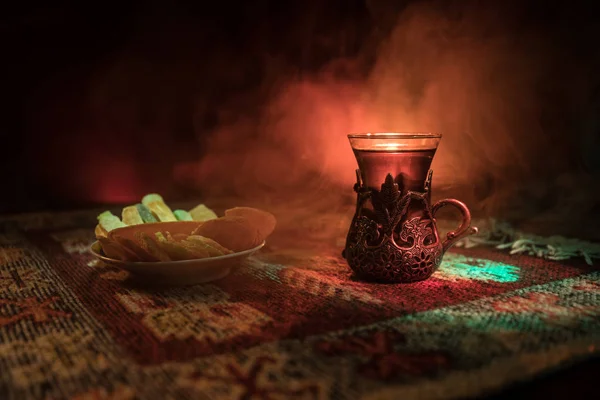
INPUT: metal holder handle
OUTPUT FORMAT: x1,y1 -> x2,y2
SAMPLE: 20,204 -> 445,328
431,198 -> 478,252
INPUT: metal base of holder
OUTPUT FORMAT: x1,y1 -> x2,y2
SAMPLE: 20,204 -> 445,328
342,170 -> 477,283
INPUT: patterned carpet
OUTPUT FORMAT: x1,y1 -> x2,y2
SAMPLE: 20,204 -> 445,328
0,210 -> 598,400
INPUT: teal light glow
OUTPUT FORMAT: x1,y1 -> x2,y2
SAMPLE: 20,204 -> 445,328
437,253 -> 520,283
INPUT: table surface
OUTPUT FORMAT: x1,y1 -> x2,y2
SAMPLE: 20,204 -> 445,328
0,209 -> 598,400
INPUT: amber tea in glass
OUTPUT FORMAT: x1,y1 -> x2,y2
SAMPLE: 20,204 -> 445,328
343,133 -> 478,283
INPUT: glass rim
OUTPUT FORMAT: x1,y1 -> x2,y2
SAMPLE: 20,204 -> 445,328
347,132 -> 442,140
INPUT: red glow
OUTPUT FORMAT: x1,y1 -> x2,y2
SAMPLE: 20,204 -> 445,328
85,158 -> 143,204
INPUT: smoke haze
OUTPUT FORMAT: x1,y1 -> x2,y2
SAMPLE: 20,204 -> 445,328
177,1 -> 595,237
15,1 -> 600,240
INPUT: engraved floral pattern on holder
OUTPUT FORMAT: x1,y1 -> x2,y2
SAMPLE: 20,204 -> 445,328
344,172 -> 445,283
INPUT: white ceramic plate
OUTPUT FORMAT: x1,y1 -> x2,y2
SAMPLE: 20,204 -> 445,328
89,240 -> 265,285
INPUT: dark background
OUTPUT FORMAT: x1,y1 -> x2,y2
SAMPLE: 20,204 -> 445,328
2,0 -> 599,216
1,0 -> 375,213
0,1 -> 599,397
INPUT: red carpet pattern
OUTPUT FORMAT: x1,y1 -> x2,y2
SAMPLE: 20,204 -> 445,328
0,211 -> 598,399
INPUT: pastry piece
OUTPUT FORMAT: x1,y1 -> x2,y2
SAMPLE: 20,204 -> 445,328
192,216 -> 261,252
224,207 -> 276,243
185,235 -> 232,256
154,232 -> 196,260
97,211 -> 126,232
142,193 -> 164,205
98,237 -> 127,260
176,235 -> 211,259
170,233 -> 190,242
136,204 -> 158,223
143,193 -> 177,222
174,209 -> 193,221
178,241 -> 211,258
122,205 -> 144,225
108,221 -> 201,243
95,224 -> 108,239
147,202 -> 177,222
189,204 -> 218,222
112,236 -> 155,262
135,232 -> 171,262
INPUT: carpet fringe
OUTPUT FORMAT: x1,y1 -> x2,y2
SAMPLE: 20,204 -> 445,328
444,219 -> 600,265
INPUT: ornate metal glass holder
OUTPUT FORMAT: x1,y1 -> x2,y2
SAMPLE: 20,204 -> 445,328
342,133 -> 478,283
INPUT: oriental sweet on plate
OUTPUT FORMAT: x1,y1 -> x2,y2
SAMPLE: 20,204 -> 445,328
90,194 -> 276,285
